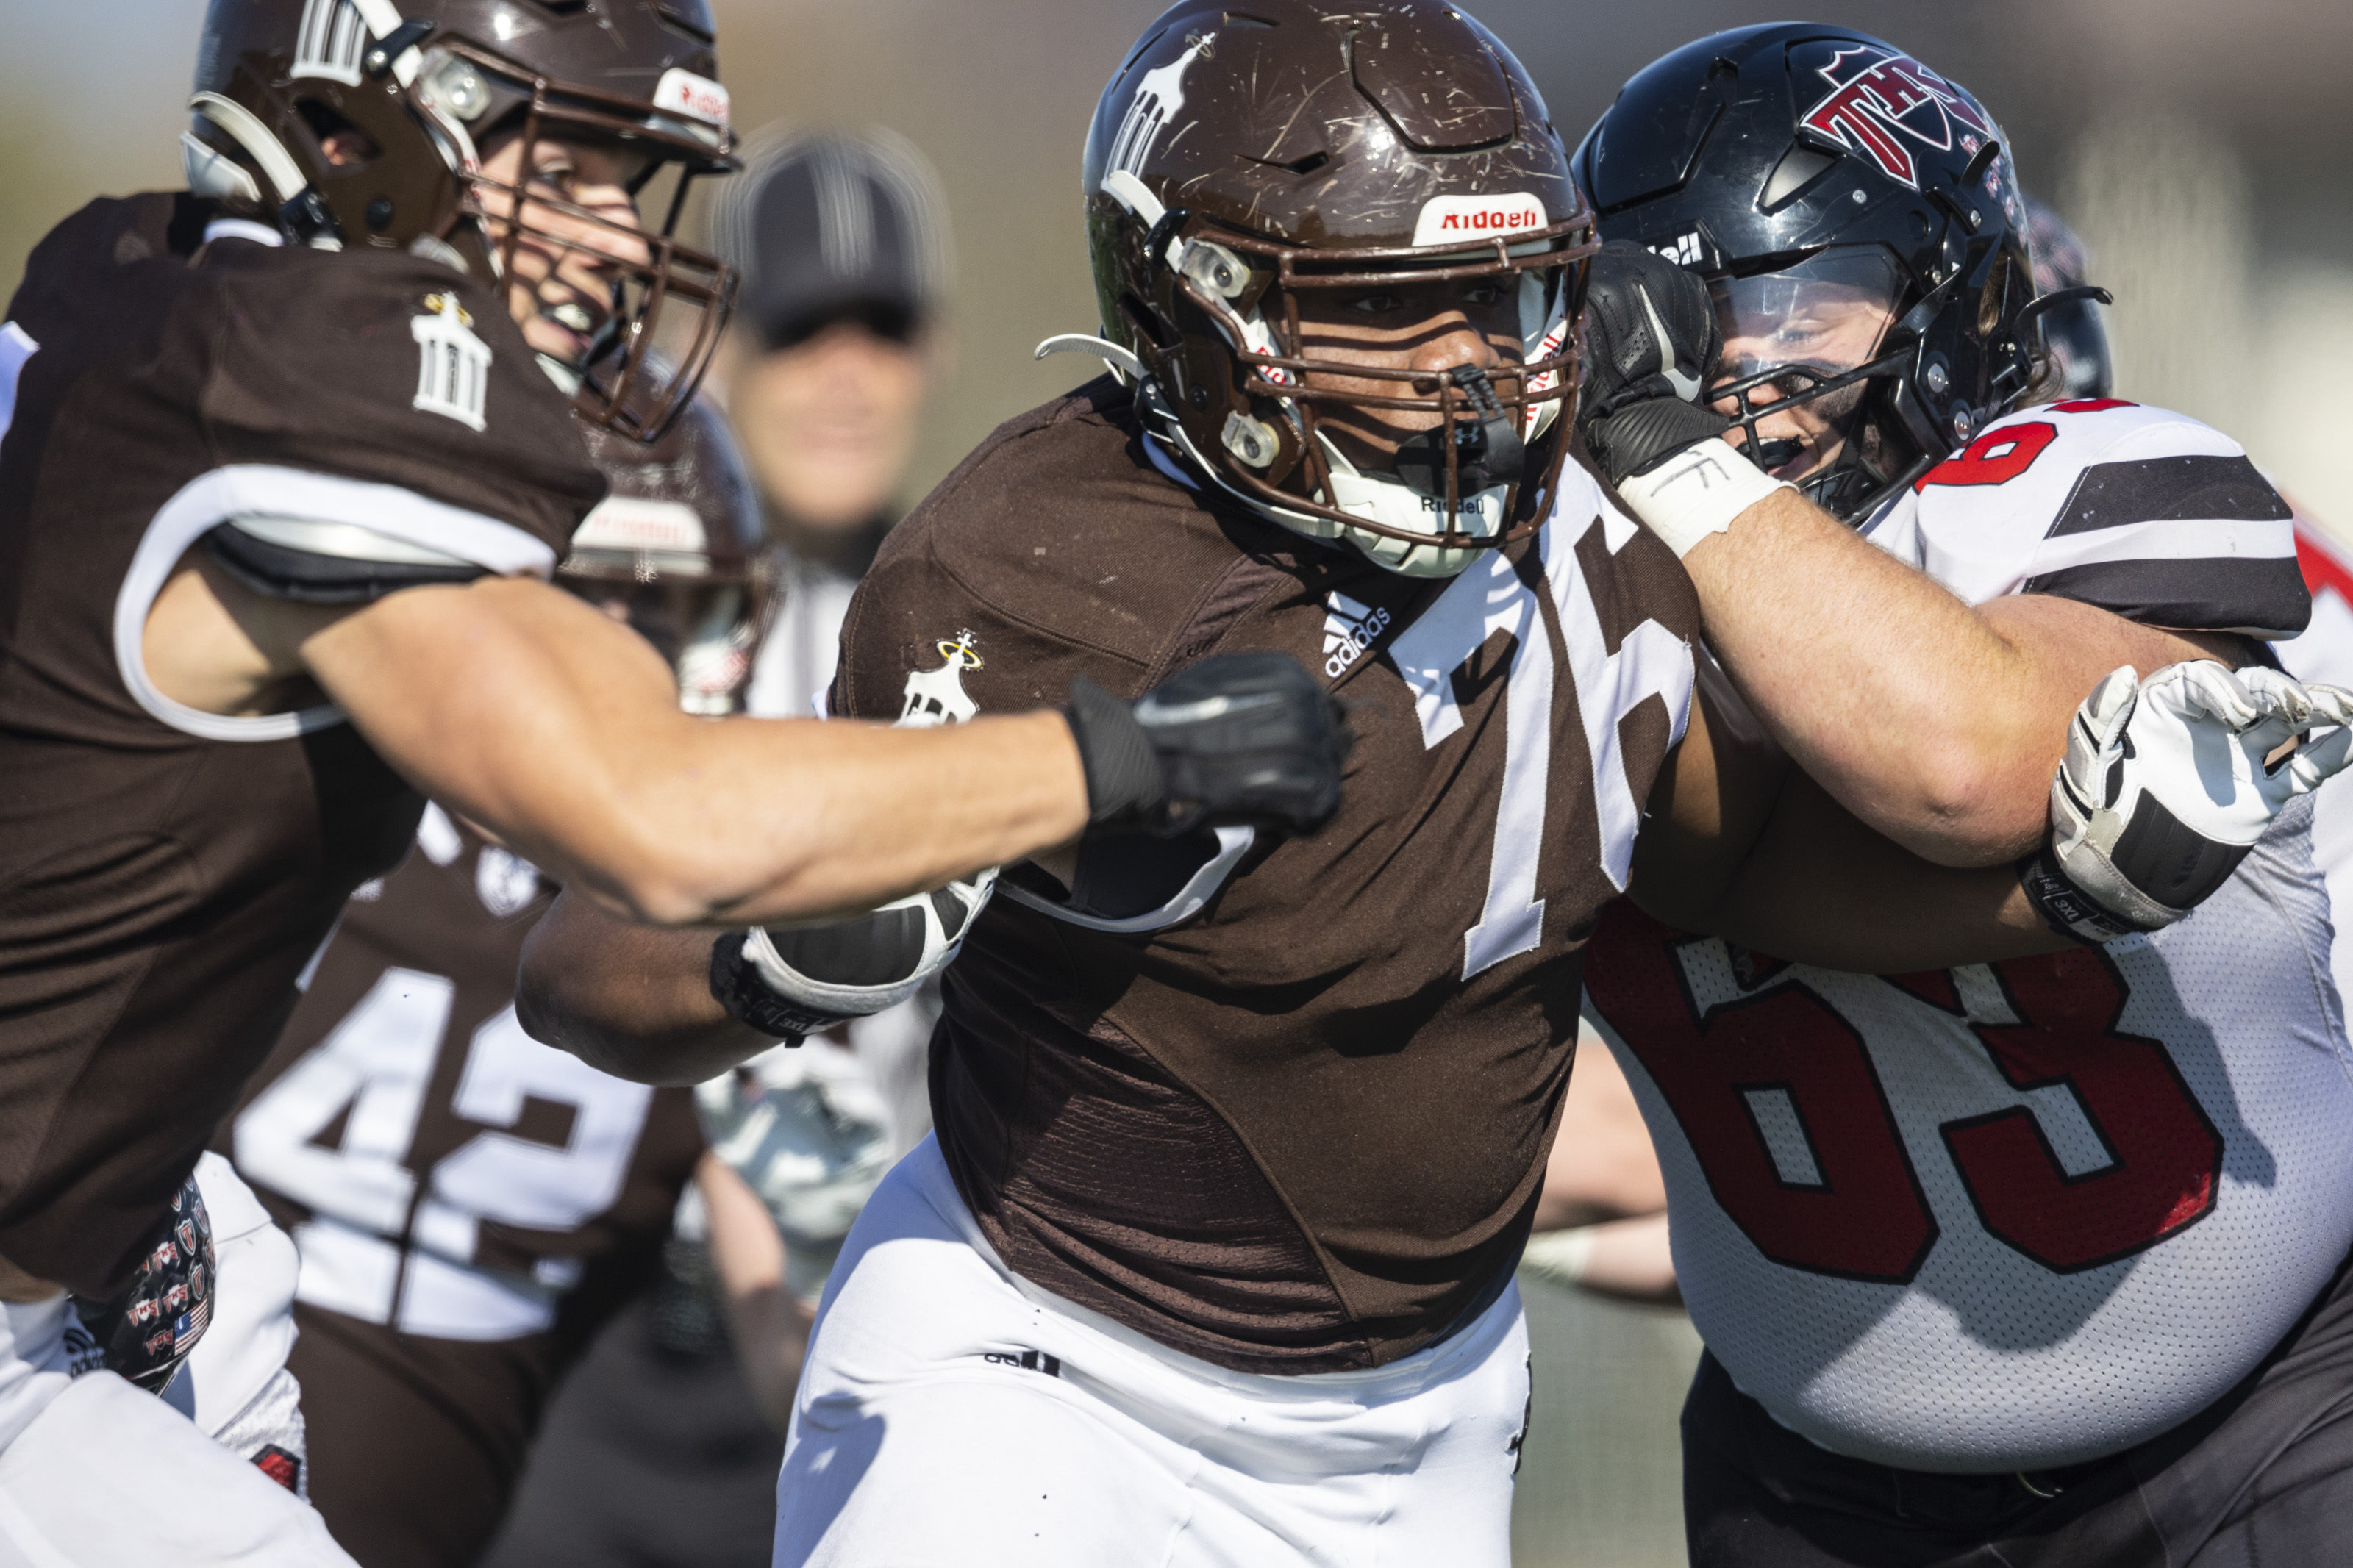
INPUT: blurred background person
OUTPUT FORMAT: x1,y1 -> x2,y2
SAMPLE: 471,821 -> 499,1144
485,123 -> 957,1568
223,402 -> 778,1568
714,125 -> 955,722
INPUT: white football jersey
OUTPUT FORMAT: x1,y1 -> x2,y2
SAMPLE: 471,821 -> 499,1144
1587,400 -> 2353,1472
2272,516 -> 2353,1014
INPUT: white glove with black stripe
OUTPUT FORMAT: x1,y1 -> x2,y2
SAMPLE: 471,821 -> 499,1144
2024,661 -> 2353,942
710,869 -> 996,1041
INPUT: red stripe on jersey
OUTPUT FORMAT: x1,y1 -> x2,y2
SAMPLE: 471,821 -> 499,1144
2294,516 -> 2353,606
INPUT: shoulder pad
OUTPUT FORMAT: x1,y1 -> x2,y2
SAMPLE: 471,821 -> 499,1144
1892,401 -> 2303,636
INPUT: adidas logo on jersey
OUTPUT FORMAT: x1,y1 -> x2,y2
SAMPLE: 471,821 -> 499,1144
1322,592 -> 1391,679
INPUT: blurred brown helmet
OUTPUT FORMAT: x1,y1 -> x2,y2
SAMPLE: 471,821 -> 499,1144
1072,0 -> 1595,577
186,0 -> 738,440
565,396 -> 773,715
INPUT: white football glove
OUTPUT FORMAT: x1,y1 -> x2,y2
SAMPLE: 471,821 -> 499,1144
709,868 -> 996,1040
2027,661 -> 2353,942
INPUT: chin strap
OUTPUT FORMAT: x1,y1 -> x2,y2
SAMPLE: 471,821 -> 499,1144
1034,334 -> 1146,386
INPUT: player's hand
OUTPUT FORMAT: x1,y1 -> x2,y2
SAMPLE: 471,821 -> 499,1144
1066,651 -> 1352,837
2024,661 -> 2353,942
1574,240 -> 1733,487
710,868 -> 996,1041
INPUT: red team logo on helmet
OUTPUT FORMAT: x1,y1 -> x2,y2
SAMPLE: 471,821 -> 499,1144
1799,46 -> 1993,189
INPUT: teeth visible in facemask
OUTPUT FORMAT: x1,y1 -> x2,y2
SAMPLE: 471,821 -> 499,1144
548,302 -> 596,334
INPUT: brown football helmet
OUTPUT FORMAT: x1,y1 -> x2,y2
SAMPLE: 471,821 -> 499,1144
1070,0 -> 1595,577
564,397 -> 774,715
186,0 -> 738,440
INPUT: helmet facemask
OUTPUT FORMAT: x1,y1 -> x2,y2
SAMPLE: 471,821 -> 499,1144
411,41 -> 737,442
1704,246 -> 1931,523
1129,208 -> 1595,578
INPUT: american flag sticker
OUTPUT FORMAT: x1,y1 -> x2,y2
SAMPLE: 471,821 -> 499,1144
174,1299 -> 210,1357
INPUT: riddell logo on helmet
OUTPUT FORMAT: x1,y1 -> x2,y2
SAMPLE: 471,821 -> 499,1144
1799,46 -> 1993,190
1413,195 -> 1546,249
654,68 -> 732,131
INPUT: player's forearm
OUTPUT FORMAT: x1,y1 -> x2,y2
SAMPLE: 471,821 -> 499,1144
1640,766 -> 2071,972
1685,490 -> 2229,866
306,579 -> 1088,924
515,891 -> 779,1084
696,1153 -> 812,1431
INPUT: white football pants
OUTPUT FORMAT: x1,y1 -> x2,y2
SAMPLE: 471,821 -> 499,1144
0,1156 -> 350,1567
774,1136 -> 1531,1568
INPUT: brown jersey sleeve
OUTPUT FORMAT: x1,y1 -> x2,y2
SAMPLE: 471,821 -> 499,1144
186,238 -> 604,577
832,377 -> 1252,725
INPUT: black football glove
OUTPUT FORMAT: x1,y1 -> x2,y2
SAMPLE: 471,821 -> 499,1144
70,1173 -> 214,1395
1065,652 -> 1351,837
1575,241 -> 1734,487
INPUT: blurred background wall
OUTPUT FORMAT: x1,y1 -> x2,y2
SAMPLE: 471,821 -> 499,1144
8,3 -> 2349,1562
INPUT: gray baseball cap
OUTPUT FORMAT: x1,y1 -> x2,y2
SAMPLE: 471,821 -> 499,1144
712,126 -> 954,350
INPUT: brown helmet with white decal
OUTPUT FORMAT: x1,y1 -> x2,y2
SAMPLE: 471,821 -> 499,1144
187,0 -> 739,440
1071,0 -> 1596,577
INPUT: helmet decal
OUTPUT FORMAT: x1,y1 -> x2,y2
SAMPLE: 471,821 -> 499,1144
293,0 -> 368,85
1107,32 -> 1211,178
651,68 -> 732,135
1799,46 -> 1994,191
1411,194 -> 1549,248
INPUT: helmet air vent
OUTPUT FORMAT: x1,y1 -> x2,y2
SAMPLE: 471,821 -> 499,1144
1760,145 -> 1839,212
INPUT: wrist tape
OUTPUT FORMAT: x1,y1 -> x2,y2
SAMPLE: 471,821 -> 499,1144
2016,845 -> 2138,946
1614,441 -> 1792,558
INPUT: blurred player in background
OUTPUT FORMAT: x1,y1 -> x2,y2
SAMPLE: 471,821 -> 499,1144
485,125 -> 960,1568
714,126 -> 955,723
1572,25 -> 2353,1565
221,403 -> 771,1568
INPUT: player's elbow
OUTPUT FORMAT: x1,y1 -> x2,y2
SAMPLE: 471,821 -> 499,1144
513,959 -> 643,1081
1876,739 -> 2046,868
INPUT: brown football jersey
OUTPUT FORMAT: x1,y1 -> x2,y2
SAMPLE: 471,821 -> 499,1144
223,808 -> 702,1558
0,193 -> 604,1295
831,378 -> 1700,1372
